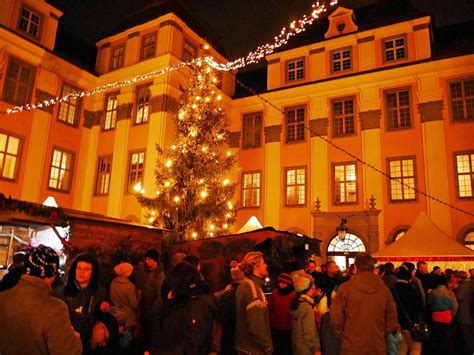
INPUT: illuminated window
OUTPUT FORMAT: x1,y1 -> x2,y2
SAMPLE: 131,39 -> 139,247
0,133 -> 21,180
18,6 -> 41,38
135,85 -> 151,124
286,106 -> 305,142
394,230 -> 407,242
286,59 -> 304,82
450,79 -> 474,122
103,92 -> 118,130
386,89 -> 411,129
48,149 -> 73,191
328,233 -> 366,253
332,98 -> 355,137
242,172 -> 261,207
58,83 -> 81,126
388,158 -> 416,201
383,36 -> 406,62
128,151 -> 145,192
3,58 -> 36,106
183,40 -> 197,62
96,156 -> 112,195
464,231 -> 474,250
110,44 -> 125,70
286,167 -> 306,206
242,112 -> 262,149
334,162 -> 357,204
331,48 -> 351,73
140,32 -> 156,60
455,152 -> 474,198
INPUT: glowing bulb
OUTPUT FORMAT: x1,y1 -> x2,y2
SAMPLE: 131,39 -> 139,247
200,191 -> 208,198
140,189 -> 145,194
192,232 -> 198,238
133,182 -> 142,192
223,223 -> 228,229
217,134 -> 223,139
223,178 -> 229,186
171,145 -> 177,150
206,67 -> 211,73
178,112 -> 185,120
226,151 -> 232,157
189,128 -> 197,137
227,201 -> 233,210
173,196 -> 180,203
216,94 -> 222,101
151,210 -> 156,216
205,97 -> 210,102
212,77 -> 217,83
201,146 -> 208,152
195,96 -> 200,101
148,217 -> 155,223
209,224 -> 215,230
165,159 -> 172,168
209,232 -> 214,237
192,104 -> 197,109
198,75 -> 203,81
203,43 -> 210,50
226,213 -> 232,218
164,181 -> 171,187
198,179 -> 204,184
156,191 -> 160,195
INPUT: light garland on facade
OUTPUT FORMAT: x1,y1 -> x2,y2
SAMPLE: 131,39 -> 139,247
1,1 -> 338,116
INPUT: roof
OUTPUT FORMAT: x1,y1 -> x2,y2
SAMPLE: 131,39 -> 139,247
373,212 -> 474,261
102,0 -> 227,58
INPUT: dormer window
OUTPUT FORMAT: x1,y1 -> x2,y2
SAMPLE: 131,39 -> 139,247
325,7 -> 358,39
383,35 -> 407,63
18,5 -> 42,39
337,22 -> 345,32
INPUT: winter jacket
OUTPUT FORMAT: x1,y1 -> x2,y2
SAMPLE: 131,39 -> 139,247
428,285 -> 458,323
151,286 -> 217,354
268,288 -> 296,331
0,275 -> 82,355
382,273 -> 398,290
235,275 -> 273,354
135,266 -> 166,319
455,279 -> 474,325
393,280 -> 424,330
330,271 -> 399,355
215,283 -> 239,355
291,294 -> 321,355
110,275 -> 139,327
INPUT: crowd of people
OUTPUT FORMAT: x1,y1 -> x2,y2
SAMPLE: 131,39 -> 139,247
0,245 -> 473,355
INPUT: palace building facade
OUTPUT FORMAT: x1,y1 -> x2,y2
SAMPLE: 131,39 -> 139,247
1,0 -> 473,265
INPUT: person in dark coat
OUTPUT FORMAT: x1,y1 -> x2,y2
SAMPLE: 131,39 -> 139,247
455,271 -> 474,353
0,251 -> 25,291
150,261 -> 216,354
53,252 -> 106,350
382,262 -> 398,290
393,265 -> 424,355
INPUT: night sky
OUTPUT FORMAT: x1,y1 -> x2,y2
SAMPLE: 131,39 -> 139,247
47,0 -> 474,70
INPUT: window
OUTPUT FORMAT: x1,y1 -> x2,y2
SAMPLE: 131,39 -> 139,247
18,6 -> 41,38
48,149 -> 73,191
332,98 -> 355,137
183,40 -> 197,62
58,83 -> 81,126
0,133 -> 21,180
331,48 -> 351,73
449,79 -> 474,122
3,57 -> 36,106
242,172 -> 261,207
135,85 -> 151,124
455,152 -> 474,198
110,44 -> 125,70
103,92 -> 118,130
128,151 -> 145,192
242,112 -> 262,149
96,156 -> 112,195
286,167 -> 306,206
383,36 -> 407,62
394,229 -> 407,242
286,59 -> 304,82
388,158 -> 416,201
334,162 -> 357,204
140,32 -> 156,60
328,234 -> 366,253
286,106 -> 305,142
386,89 -> 411,129
464,231 -> 474,250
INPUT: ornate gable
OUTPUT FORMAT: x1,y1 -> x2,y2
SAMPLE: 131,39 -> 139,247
324,7 -> 358,39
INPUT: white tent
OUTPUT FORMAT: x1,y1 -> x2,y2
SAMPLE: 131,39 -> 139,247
237,216 -> 264,234
373,212 -> 474,270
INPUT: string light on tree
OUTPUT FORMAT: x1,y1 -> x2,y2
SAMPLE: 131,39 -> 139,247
136,60 -> 237,241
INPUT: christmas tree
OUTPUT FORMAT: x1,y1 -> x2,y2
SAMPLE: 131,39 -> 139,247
137,58 -> 237,241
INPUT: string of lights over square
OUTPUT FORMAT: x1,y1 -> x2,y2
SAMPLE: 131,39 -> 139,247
1,1 -> 338,115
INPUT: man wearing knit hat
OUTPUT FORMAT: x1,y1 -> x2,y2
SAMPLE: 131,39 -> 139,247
235,251 -> 273,354
136,249 -> 166,347
0,245 -> 82,355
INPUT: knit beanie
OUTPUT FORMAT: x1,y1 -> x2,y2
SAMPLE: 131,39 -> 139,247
145,249 -> 160,262
278,272 -> 293,285
114,262 -> 133,278
397,265 -> 412,281
292,271 -> 313,293
24,245 -> 59,279
230,260 -> 245,282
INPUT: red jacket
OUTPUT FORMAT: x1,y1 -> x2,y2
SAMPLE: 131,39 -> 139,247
268,288 -> 296,331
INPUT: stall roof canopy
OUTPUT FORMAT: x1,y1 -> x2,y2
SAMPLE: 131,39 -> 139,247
373,212 -> 474,261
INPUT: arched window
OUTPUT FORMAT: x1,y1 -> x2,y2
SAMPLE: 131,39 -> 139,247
464,230 -> 474,250
394,230 -> 407,242
327,233 -> 366,270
